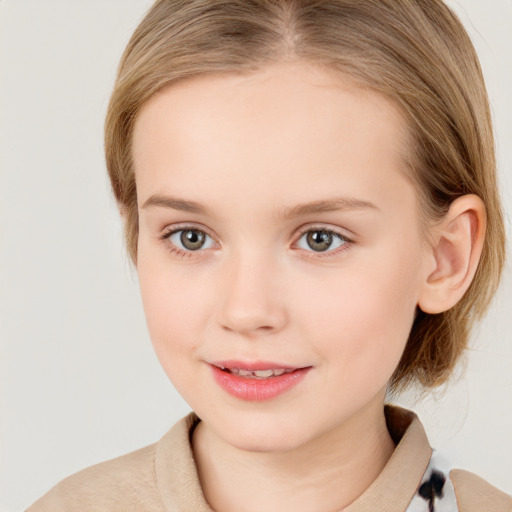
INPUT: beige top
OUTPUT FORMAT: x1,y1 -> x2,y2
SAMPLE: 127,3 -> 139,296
28,406 -> 511,512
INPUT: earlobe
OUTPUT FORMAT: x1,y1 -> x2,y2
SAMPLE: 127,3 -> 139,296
418,194 -> 486,314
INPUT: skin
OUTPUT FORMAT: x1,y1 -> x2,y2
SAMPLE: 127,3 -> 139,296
132,61 -> 484,511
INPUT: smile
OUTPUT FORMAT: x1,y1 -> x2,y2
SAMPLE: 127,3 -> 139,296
209,361 -> 311,401
213,365 -> 295,379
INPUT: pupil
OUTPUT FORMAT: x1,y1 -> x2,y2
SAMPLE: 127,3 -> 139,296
307,230 -> 332,251
181,230 -> 205,250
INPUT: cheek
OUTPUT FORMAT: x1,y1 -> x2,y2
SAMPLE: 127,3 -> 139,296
136,254 -> 212,366
297,247 -> 420,383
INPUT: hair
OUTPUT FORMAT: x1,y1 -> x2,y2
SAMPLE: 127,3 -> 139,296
104,0 -> 505,391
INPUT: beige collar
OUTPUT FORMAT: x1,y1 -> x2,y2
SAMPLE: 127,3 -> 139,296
154,405 -> 432,512
343,406 -> 432,511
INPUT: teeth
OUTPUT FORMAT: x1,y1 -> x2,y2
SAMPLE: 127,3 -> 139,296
226,368 -> 292,378
253,369 -> 274,378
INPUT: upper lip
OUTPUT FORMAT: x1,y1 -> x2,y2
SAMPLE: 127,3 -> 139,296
210,360 -> 307,371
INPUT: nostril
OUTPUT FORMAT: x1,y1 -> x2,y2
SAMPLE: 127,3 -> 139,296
217,283 -> 288,334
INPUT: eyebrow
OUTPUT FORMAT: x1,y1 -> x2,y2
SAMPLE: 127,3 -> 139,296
280,197 -> 379,219
142,194 -> 210,215
141,194 -> 379,218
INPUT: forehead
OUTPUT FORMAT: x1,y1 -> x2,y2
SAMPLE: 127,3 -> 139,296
132,61 -> 413,213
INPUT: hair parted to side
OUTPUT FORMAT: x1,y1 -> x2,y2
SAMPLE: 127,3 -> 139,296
105,0 -> 505,391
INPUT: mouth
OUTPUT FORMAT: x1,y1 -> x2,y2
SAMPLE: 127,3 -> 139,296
209,361 -> 312,401
212,364 -> 297,379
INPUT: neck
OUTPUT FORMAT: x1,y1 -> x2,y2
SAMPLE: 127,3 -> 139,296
192,397 -> 395,512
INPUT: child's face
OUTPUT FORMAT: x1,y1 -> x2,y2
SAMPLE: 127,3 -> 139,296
133,62 -> 432,452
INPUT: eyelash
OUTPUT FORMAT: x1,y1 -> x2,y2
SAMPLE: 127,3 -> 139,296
158,224 -> 213,259
158,224 -> 353,259
295,226 -> 352,259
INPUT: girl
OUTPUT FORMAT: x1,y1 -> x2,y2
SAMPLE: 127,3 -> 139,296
28,1 -> 511,510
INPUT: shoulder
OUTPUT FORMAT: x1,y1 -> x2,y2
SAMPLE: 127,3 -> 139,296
27,442 -> 164,512
27,413 -> 201,512
450,468 -> 512,512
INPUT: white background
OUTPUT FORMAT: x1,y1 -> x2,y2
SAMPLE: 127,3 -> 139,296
1,1 -> 511,510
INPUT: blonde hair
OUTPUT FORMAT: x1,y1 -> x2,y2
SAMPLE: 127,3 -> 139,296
105,0 -> 506,391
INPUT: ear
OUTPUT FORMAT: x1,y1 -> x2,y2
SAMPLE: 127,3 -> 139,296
418,194 -> 486,314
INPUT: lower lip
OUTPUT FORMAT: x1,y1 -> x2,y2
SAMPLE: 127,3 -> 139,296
210,365 -> 310,402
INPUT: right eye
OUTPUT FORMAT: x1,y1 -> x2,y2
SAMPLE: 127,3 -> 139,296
294,227 -> 350,255
166,228 -> 216,252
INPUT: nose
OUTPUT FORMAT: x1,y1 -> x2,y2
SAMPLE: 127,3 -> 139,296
217,251 -> 288,336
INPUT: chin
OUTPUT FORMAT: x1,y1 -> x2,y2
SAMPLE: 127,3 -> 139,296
211,412 -> 317,454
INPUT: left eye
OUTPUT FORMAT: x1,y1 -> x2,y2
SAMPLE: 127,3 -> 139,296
296,229 -> 347,252
167,229 -> 216,251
